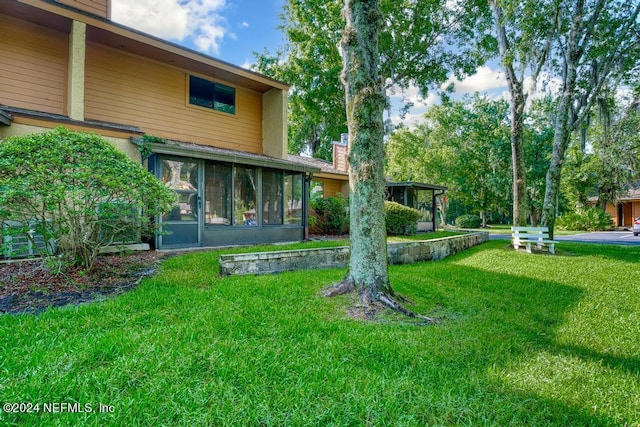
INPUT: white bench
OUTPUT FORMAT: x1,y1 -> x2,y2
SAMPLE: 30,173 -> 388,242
511,226 -> 558,254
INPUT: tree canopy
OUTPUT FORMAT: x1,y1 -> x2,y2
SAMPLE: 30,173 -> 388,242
254,0 -> 493,158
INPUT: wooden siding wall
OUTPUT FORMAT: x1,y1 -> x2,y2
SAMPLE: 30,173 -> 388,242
0,14 -> 68,115
84,43 -> 263,154
323,179 -> 344,198
56,0 -> 109,18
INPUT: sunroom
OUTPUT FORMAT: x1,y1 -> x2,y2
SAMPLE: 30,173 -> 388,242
140,139 -> 319,249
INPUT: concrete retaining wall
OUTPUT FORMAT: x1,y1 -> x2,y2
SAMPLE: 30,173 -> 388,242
219,232 -> 488,276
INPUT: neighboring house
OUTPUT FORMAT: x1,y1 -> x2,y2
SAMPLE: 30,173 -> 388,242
591,188 -> 640,228
0,0 -> 318,249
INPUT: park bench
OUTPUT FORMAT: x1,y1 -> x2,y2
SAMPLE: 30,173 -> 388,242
511,226 -> 558,254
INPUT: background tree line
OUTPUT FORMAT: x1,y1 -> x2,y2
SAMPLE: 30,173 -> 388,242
254,0 -> 639,233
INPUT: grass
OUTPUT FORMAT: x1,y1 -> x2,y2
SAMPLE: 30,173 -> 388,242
1,240 -> 638,426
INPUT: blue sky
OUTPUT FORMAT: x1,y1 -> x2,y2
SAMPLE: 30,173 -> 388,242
111,0 -> 286,68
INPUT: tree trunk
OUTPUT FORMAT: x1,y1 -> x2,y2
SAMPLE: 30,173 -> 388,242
338,0 -> 392,305
489,2 -> 528,227
511,93 -> 528,226
541,0 -> 582,239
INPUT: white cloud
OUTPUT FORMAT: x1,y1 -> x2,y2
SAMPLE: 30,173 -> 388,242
111,0 -> 228,55
442,65 -> 507,95
241,21 -> 249,28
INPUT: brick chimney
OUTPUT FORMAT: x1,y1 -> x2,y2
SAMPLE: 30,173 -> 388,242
55,0 -> 111,19
332,133 -> 349,172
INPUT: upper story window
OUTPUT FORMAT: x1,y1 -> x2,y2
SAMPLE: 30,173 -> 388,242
188,75 -> 236,114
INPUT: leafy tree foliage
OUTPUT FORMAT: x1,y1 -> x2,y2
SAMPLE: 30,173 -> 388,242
253,0 -> 493,159
541,0 -> 640,236
0,127 -> 176,270
489,0 -> 558,226
562,90 -> 640,212
386,96 -> 513,226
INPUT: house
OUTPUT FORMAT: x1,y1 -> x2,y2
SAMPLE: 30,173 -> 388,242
593,188 -> 640,228
0,0 -> 318,249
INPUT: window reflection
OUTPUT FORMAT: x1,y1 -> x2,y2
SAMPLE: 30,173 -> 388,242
205,163 -> 232,225
285,172 -> 303,224
162,160 -> 198,222
234,167 -> 257,226
262,169 -> 283,225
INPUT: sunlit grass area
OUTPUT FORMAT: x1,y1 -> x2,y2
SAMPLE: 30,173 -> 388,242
1,240 -> 638,426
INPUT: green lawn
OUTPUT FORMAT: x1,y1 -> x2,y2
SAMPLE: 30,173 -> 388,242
1,240 -> 638,426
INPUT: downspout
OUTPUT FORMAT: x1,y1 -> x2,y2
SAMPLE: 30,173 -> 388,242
304,172 -> 313,240
434,190 -> 446,232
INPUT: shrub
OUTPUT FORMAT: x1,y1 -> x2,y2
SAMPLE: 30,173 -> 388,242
384,201 -> 419,235
454,214 -> 482,228
556,208 -> 614,231
0,127 -> 176,270
309,194 -> 349,235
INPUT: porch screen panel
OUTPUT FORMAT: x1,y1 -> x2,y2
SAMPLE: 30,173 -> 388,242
416,189 -> 433,222
161,159 -> 198,222
285,172 -> 303,225
204,163 -> 232,225
234,166 -> 257,226
262,169 -> 283,225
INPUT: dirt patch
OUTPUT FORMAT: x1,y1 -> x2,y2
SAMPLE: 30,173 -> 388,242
0,251 -> 169,315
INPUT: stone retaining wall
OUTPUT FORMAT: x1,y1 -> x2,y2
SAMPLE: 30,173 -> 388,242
219,232 -> 488,276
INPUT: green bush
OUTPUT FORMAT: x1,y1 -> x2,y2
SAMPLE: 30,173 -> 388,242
454,214 -> 482,228
384,201 -> 419,235
556,208 -> 614,231
309,194 -> 349,235
0,127 -> 176,270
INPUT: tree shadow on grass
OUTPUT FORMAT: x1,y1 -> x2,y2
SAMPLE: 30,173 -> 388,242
388,248 -> 639,425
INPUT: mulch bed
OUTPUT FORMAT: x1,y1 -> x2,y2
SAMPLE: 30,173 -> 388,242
0,251 -> 168,315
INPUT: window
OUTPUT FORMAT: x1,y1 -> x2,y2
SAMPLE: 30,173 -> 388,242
189,75 -> 236,114
234,166 -> 257,226
204,163 -> 232,225
285,172 -> 303,224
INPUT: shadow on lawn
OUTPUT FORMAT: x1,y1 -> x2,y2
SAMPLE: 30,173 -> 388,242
397,246 -> 638,425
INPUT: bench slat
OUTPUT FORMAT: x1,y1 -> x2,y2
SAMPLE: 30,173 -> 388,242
511,226 -> 558,254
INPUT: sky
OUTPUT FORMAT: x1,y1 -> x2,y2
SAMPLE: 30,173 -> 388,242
110,0 -> 513,127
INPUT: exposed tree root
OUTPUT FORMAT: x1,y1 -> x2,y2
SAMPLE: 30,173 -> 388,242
322,280 -> 355,297
323,280 -> 437,325
377,292 -> 435,324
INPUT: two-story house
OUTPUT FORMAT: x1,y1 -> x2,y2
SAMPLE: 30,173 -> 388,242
0,0 -> 318,249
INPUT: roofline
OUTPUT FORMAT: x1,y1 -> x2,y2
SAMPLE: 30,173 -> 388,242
143,141 -> 319,174
385,181 -> 448,191
14,0 -> 289,91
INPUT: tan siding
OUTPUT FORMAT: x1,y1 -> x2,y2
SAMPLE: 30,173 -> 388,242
623,203 -> 633,227
56,0 -> 109,18
84,43 -> 263,154
323,179 -> 343,198
605,203 -> 618,225
0,15 -> 67,115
